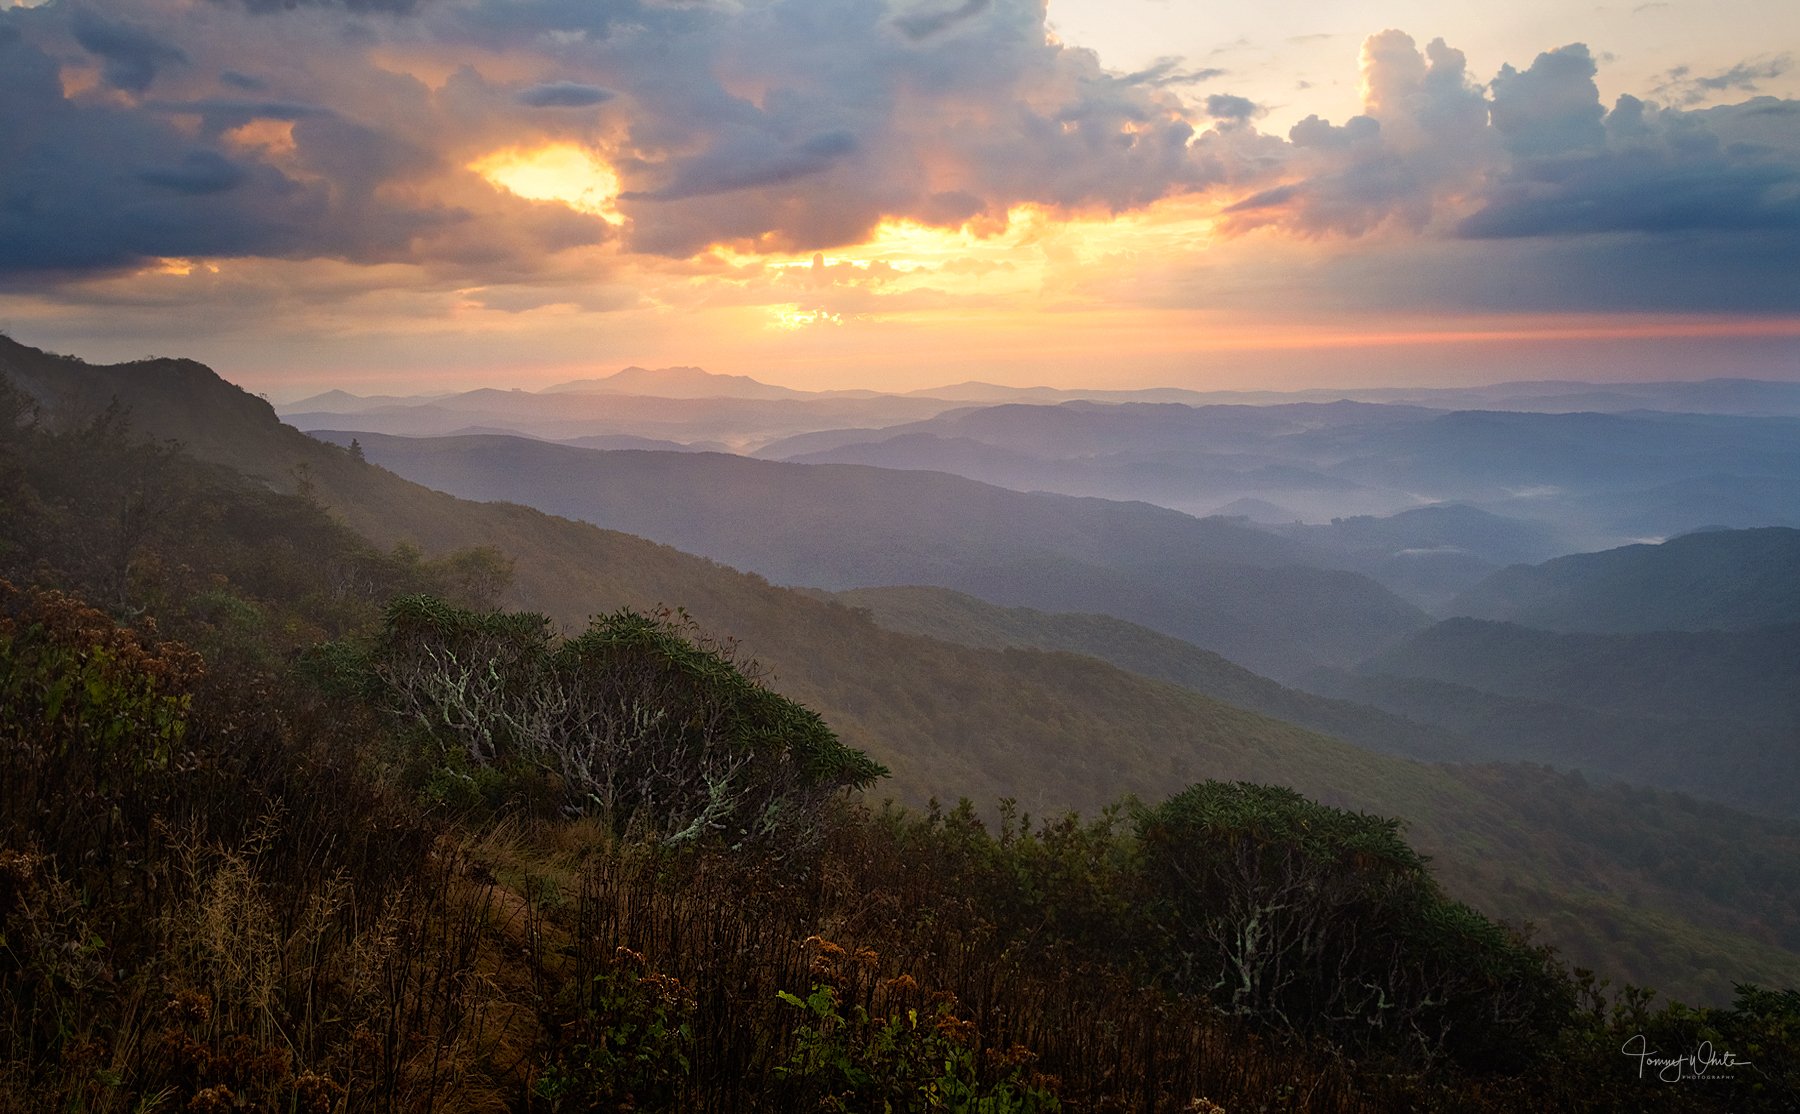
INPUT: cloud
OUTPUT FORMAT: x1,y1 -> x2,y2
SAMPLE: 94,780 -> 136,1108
1214,32 -> 1494,237
137,149 -> 249,194
0,0 -> 1795,326
892,0 -> 990,42
1460,96 -> 1800,239
1107,58 -> 1226,88
219,69 -> 268,91
224,0 -> 428,13
146,97 -> 334,140
71,7 -> 186,91
1205,94 -> 1259,122
623,130 -> 862,204
0,1 -> 611,281
1490,43 -> 1606,156
445,0 -> 1235,256
1654,55 -> 1792,106
1210,30 -> 1800,262
518,81 -> 614,108
1311,227 -> 1800,314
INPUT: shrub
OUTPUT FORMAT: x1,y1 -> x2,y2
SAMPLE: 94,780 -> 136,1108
342,596 -> 887,847
1135,781 -> 1574,1068
535,947 -> 695,1112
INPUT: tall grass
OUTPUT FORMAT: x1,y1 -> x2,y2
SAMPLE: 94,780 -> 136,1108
0,582 -> 1775,1112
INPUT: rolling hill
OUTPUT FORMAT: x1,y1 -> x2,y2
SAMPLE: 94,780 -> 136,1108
282,389 -> 959,449
1263,503 -> 1576,610
1451,527 -> 1800,632
309,429 -> 1429,679
541,364 -> 812,399
5,334 -> 1800,1004
1312,615 -> 1800,817
757,400 -> 1800,554
827,584 -> 1462,762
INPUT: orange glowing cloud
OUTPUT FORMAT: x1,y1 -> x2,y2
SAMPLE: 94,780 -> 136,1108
469,145 -> 626,226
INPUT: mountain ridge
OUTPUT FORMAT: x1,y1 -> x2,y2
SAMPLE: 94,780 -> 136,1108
1451,527 -> 1800,631
6,334 -> 1799,1003
310,428 -> 1429,679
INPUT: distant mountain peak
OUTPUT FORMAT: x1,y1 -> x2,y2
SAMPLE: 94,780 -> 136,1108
540,365 -> 807,400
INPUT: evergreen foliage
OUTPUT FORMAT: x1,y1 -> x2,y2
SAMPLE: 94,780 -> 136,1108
1136,782 -> 1573,1067
330,595 -> 885,844
2,344 -> 1799,1109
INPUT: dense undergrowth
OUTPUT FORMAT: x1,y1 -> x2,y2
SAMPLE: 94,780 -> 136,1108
2,380 -> 1798,1111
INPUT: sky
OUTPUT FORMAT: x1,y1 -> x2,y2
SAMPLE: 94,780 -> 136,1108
0,0 -> 1796,395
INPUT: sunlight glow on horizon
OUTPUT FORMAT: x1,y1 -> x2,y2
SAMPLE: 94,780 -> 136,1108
2,0 -> 1795,393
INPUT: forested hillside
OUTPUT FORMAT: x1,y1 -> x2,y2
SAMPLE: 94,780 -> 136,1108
1451,528 -> 1800,631
310,428 -> 1425,679
5,337 -> 1800,1016
828,585 -> 1461,761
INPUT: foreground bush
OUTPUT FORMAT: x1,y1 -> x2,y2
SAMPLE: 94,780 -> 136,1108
326,595 -> 887,846
2,580 -> 1789,1111
1136,782 -> 1575,1068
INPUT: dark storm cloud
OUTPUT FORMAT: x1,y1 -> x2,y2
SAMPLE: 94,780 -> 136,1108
137,150 -> 250,194
71,7 -> 187,91
623,130 -> 861,202
0,5 -> 587,282
1459,142 -> 1800,239
1460,73 -> 1800,242
518,81 -> 615,108
1314,228 -> 1800,315
147,98 -> 334,142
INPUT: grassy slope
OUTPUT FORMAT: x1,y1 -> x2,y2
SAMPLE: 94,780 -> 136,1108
5,338 -> 1799,1002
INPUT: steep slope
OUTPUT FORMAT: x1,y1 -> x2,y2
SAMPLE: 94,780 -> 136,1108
1451,527 -> 1800,632
311,429 -> 1428,678
5,335 -> 1800,1003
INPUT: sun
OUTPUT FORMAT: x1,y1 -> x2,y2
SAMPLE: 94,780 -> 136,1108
468,144 -> 625,225
769,304 -> 845,331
